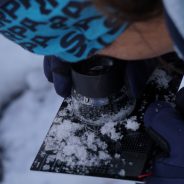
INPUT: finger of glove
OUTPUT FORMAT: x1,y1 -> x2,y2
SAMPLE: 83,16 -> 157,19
52,72 -> 72,98
144,101 -> 184,166
43,56 -> 53,83
126,59 -> 158,98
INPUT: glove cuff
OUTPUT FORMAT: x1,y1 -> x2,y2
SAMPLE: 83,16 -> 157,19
153,162 -> 184,178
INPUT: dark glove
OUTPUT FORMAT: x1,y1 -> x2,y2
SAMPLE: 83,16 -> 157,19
126,59 -> 158,98
144,87 -> 184,184
44,56 -> 72,97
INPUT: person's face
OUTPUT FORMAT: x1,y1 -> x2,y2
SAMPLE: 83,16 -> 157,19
99,15 -> 174,60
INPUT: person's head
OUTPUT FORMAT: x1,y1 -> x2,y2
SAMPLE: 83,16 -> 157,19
92,0 -> 174,60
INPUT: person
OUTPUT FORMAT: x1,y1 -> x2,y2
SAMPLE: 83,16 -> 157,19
0,0 -> 184,183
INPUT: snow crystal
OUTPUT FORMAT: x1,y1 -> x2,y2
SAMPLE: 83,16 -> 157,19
128,162 -> 134,166
114,154 -> 121,159
63,140 -> 88,160
42,165 -> 50,171
149,69 -> 172,89
98,151 -> 111,160
118,169 -> 125,177
46,156 -> 55,164
55,120 -> 83,140
101,121 -> 123,141
125,116 -> 140,131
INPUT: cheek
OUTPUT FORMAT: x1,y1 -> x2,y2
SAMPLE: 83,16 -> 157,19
99,21 -> 173,61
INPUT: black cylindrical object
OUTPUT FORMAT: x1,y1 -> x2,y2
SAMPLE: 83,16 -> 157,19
71,55 -> 136,126
71,55 -> 125,98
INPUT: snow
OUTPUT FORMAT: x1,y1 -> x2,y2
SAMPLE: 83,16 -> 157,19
179,76 -> 184,90
101,121 -> 123,141
0,69 -> 63,184
0,36 -> 139,184
118,170 -> 125,177
114,154 -> 121,159
148,69 -> 172,89
45,102 -> 113,169
0,35 -> 42,108
124,116 -> 140,131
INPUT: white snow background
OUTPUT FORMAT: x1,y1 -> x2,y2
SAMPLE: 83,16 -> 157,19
0,36 -> 137,184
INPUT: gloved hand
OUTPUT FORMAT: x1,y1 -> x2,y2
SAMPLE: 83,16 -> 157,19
144,87 -> 184,184
44,56 -> 72,97
125,59 -> 158,98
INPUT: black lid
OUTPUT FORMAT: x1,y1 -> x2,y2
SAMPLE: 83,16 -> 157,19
71,55 -> 125,98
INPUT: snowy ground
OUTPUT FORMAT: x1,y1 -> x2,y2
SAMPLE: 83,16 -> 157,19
0,36 -> 136,184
